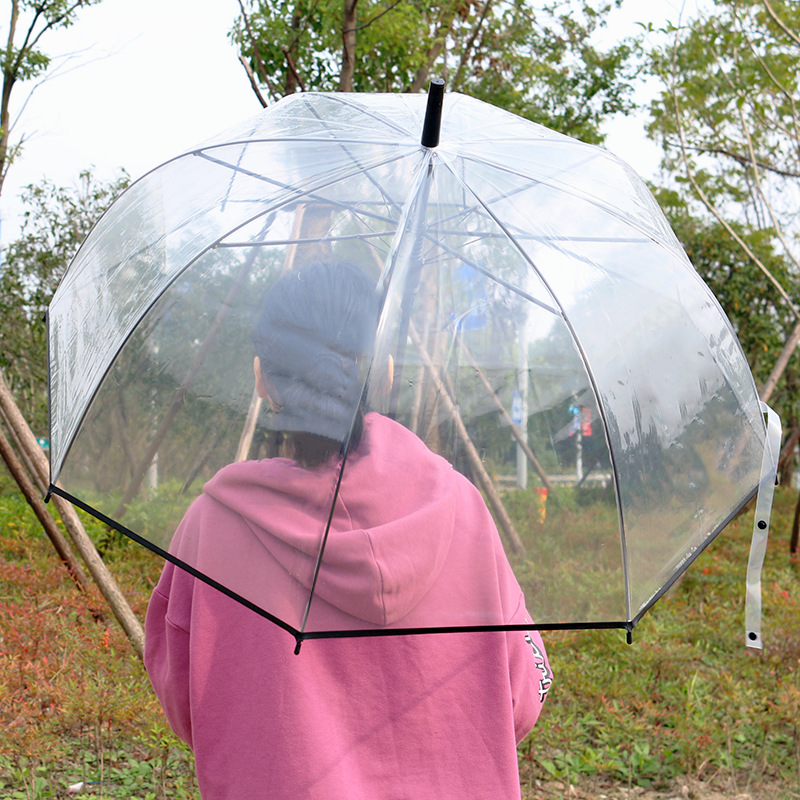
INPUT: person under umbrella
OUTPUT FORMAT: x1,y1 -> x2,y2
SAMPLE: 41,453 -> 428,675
144,259 -> 552,800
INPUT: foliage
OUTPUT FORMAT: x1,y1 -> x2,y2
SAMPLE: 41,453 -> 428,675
232,0 -> 638,143
0,492 -> 196,799
647,0 -> 800,215
0,0 -> 104,194
653,186 -> 800,435
645,0 -> 800,442
0,169 -> 128,435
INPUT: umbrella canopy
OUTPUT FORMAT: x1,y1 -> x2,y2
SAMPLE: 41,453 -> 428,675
47,87 -> 779,647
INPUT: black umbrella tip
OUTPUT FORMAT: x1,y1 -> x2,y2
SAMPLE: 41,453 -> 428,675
421,78 -> 446,148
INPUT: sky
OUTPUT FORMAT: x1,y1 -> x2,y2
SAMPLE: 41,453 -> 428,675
0,0 -> 706,245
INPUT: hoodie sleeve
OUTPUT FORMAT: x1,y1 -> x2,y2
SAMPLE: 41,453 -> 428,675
506,598 -> 553,744
144,561 -> 194,748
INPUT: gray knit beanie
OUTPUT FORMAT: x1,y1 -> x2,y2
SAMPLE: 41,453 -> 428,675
252,261 -> 379,442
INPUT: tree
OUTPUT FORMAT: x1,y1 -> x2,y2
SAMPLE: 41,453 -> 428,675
653,187 -> 799,477
1,0 -> 103,196
0,169 -> 129,432
232,0 -> 636,144
646,0 -> 800,405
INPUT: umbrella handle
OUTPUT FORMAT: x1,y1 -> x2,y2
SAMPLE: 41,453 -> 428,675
745,401 -> 781,649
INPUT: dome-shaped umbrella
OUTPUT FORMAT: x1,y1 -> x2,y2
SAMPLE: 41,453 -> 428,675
47,84 -> 780,650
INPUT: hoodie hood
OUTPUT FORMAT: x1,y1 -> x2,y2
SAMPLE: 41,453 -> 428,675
202,413 -> 456,627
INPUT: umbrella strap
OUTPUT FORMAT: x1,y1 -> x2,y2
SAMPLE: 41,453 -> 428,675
745,401 -> 781,650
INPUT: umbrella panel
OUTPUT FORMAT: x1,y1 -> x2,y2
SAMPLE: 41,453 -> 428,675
55,196 -> 632,632
48,139 -> 426,481
444,152 -> 766,616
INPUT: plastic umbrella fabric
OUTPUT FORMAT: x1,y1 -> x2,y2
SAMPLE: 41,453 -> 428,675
47,87 -> 780,648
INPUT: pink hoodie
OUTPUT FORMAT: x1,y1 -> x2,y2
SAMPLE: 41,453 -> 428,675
145,413 -> 551,799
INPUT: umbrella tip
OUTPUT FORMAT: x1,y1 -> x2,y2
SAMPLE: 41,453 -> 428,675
421,78 -> 446,148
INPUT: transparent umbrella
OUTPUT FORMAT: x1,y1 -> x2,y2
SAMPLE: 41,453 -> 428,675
47,84 -> 780,649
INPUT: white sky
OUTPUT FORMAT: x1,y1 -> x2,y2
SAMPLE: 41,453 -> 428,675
0,0 -> 706,245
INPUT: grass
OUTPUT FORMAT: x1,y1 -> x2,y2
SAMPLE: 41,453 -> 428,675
0,492 -> 195,799
520,487 -> 800,799
0,484 -> 799,798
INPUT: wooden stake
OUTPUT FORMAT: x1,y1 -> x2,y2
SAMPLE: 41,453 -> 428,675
235,389 -> 262,462
0,425 -> 90,591
0,373 -> 145,659
457,337 -> 554,494
409,327 -> 526,556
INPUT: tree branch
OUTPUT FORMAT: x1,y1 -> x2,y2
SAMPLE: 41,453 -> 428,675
346,0 -> 400,33
22,1 -> 89,64
736,101 -> 800,272
452,0 -> 493,92
762,319 -> 800,402
763,0 -> 800,46
238,54 -> 268,107
236,0 -> 275,102
686,143 -> 800,179
409,6 -> 458,92
739,17 -> 800,161
282,44 -> 305,92
668,42 -> 800,320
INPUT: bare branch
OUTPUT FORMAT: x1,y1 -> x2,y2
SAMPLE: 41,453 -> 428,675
736,101 -> 800,274
409,6 -> 458,93
238,54 -> 268,108
452,0 -> 493,92
667,36 -> 800,320
347,0 -> 401,34
736,13 -> 800,161
692,144 -> 800,179
285,0 -> 322,57
761,319 -> 800,402
281,44 -> 305,92
236,0 -> 275,101
763,0 -> 800,47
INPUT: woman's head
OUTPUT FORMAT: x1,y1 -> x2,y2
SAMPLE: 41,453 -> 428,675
252,260 -> 379,465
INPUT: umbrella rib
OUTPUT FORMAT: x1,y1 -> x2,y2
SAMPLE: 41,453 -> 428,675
195,149 -> 413,228
195,149 -> 399,199
199,136 -> 410,146
298,91 -> 415,138
298,619 -> 634,640
49,484 -> 304,641
429,227 -> 650,244
630,486 -> 760,627
456,152 -> 673,254
422,233 -> 560,316
437,157 -> 633,622
218,230 -> 394,248
427,148 -> 600,232
297,93 -> 420,210
69,148 -> 412,294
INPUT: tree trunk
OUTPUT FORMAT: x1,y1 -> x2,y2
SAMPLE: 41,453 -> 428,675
409,7 -> 458,92
338,0 -> 358,92
452,0 -> 493,91
0,0 -> 20,195
760,318 -> 800,403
